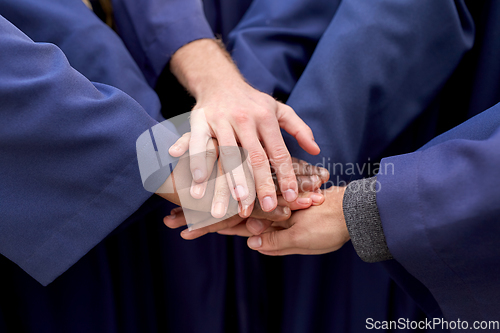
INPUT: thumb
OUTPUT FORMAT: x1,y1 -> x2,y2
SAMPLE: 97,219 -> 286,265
247,227 -> 300,252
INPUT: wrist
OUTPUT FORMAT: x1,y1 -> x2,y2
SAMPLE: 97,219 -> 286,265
170,39 -> 243,100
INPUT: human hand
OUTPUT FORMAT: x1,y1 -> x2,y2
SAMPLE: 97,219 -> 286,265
163,158 -> 329,239
225,187 -> 350,256
165,191 -> 325,240
156,132 -> 220,211
170,39 -> 320,214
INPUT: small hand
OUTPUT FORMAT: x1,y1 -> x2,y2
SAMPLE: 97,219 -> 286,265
169,39 -> 320,214
163,158 -> 328,238
165,191 -> 325,240
242,187 -> 350,256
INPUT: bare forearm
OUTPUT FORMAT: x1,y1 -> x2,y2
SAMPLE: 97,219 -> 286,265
169,39 -> 243,100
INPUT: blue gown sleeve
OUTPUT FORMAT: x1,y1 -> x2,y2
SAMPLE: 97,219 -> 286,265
0,0 -> 164,121
377,103 -> 500,322
281,0 -> 475,172
111,0 -> 214,86
0,15 -> 175,286
227,0 -> 340,96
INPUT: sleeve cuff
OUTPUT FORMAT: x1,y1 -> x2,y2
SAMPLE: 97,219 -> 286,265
342,176 -> 393,263
146,11 -> 214,84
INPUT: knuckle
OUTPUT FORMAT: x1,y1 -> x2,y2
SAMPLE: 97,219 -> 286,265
258,107 -> 274,118
233,111 -> 250,124
205,149 -> 217,159
248,150 -> 269,168
282,104 -> 294,114
214,186 -> 230,199
270,211 -> 288,221
304,163 -> 312,175
271,148 -> 291,165
219,146 -> 240,158
256,179 -> 276,193
267,232 -> 280,250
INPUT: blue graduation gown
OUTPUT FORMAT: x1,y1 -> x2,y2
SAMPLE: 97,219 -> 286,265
379,103 -> 500,324
0,14 -> 159,287
0,1 -> 247,332
110,0 -> 214,87
228,0 -> 340,98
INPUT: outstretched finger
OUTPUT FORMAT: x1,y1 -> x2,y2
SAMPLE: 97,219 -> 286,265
211,159 -> 231,218
169,132 -> 191,157
247,227 -> 301,252
189,111 -> 212,183
277,104 -> 320,155
190,138 -> 218,199
259,118 -> 298,203
238,135 -> 277,212
216,129 -> 250,202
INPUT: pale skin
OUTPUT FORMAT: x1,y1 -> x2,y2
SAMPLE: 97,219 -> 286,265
160,134 -> 330,240
163,133 -> 329,217
206,187 -> 351,256
169,39 -> 321,214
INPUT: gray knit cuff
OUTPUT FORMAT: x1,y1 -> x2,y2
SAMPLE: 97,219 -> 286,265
342,177 -> 393,263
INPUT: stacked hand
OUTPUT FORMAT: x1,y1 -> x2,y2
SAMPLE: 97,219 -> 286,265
159,38 -> 348,256
162,137 -> 330,239
169,39 -> 320,215
220,187 -> 350,256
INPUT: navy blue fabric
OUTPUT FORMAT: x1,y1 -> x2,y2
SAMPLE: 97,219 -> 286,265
0,196 -> 234,333
228,0 -> 340,98
230,0 -> 500,330
203,0 -> 253,43
378,103 -> 500,323
0,14 -> 160,286
0,2 -> 247,333
111,0 -> 214,86
281,0 -> 474,171
0,0 -> 163,121
1,0 -> 499,332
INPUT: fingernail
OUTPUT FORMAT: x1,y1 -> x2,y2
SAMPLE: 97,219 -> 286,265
193,185 -> 204,197
171,207 -> 182,214
171,145 -> 180,151
297,197 -> 312,205
235,185 -> 248,199
283,189 -> 297,202
181,229 -> 192,236
248,219 -> 263,233
312,175 -> 320,183
213,202 -> 226,218
242,205 -> 251,217
262,196 -> 274,211
311,193 -> 323,203
248,236 -> 262,249
320,169 -> 329,179
193,169 -> 203,182
283,206 -> 291,215
166,214 -> 176,220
